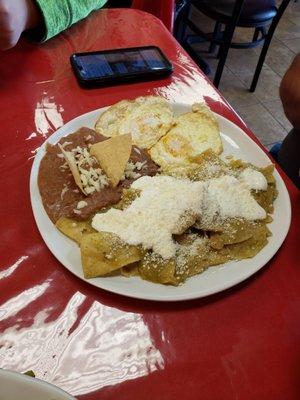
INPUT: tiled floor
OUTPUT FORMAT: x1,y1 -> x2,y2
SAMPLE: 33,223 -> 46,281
188,1 -> 300,149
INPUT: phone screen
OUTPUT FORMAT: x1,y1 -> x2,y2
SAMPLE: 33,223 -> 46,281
72,47 -> 172,81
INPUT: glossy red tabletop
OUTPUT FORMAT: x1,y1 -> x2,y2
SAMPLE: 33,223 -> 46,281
0,8 -> 299,400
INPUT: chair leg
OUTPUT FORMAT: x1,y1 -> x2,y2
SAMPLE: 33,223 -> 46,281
216,37 -> 224,59
250,37 -> 271,92
252,27 -> 260,42
213,0 -> 246,87
214,39 -> 231,88
209,21 -> 222,53
184,38 -> 212,74
174,0 -> 190,42
250,0 -> 291,92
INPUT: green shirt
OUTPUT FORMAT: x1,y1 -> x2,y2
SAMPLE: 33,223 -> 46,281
34,0 -> 108,41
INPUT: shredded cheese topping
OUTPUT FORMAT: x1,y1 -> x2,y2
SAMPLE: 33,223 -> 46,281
61,141 -> 73,148
122,160 -> 147,180
60,183 -> 69,200
92,175 -> 204,259
71,146 -> 108,194
76,200 -> 88,209
203,175 -> 266,221
92,169 -> 268,259
239,167 -> 268,191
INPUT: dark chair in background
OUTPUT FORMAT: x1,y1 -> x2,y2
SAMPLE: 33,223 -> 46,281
107,0 -> 176,32
131,0 -> 175,32
174,0 -> 291,91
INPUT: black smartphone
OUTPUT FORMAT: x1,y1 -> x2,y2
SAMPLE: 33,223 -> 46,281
70,46 -> 173,88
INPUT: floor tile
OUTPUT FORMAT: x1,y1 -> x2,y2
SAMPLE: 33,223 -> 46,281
236,66 -> 282,103
274,18 -> 300,40
281,37 -> 300,53
262,99 -> 293,132
264,37 -> 295,77
217,69 -> 258,108
224,47 -> 260,76
233,103 -> 287,145
288,16 -> 300,27
286,1 -> 300,17
232,27 -> 258,43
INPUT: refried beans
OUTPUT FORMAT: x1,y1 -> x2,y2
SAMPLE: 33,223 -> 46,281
38,127 -> 159,223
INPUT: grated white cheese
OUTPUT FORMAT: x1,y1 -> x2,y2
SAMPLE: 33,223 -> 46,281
60,183 -> 69,200
76,200 -> 88,209
61,141 -> 73,148
121,160 -> 147,180
203,175 -> 266,221
59,161 -> 69,171
135,161 -> 146,171
239,168 -> 268,191
92,172 -> 267,259
176,236 -> 208,273
92,175 -> 204,259
70,146 -> 108,194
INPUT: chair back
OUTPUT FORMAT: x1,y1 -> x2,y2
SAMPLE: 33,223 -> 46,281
228,0 -> 246,23
131,0 -> 175,33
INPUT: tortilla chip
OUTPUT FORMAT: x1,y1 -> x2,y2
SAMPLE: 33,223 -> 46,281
139,253 -> 177,285
121,262 -> 140,277
58,144 -> 85,194
56,217 -> 95,244
80,232 -> 142,278
172,210 -> 198,235
90,134 -> 132,187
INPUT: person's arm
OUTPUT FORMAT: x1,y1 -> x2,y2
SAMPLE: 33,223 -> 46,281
33,0 -> 108,42
0,0 -> 41,50
0,0 -> 107,51
280,53 -> 300,130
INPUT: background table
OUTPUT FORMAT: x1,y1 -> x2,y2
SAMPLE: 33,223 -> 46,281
0,8 -> 299,400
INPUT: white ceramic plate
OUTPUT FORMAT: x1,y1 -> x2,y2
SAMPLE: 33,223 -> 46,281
30,103 -> 291,301
0,369 -> 75,400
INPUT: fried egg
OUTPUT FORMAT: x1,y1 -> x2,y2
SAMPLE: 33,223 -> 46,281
94,96 -> 172,148
150,103 -> 223,168
135,95 -> 169,106
118,100 -> 174,149
94,99 -> 137,137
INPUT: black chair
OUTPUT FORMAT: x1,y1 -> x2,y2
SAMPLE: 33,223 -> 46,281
174,0 -> 291,91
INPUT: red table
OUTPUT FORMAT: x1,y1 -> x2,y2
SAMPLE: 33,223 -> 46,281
0,8 -> 299,400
